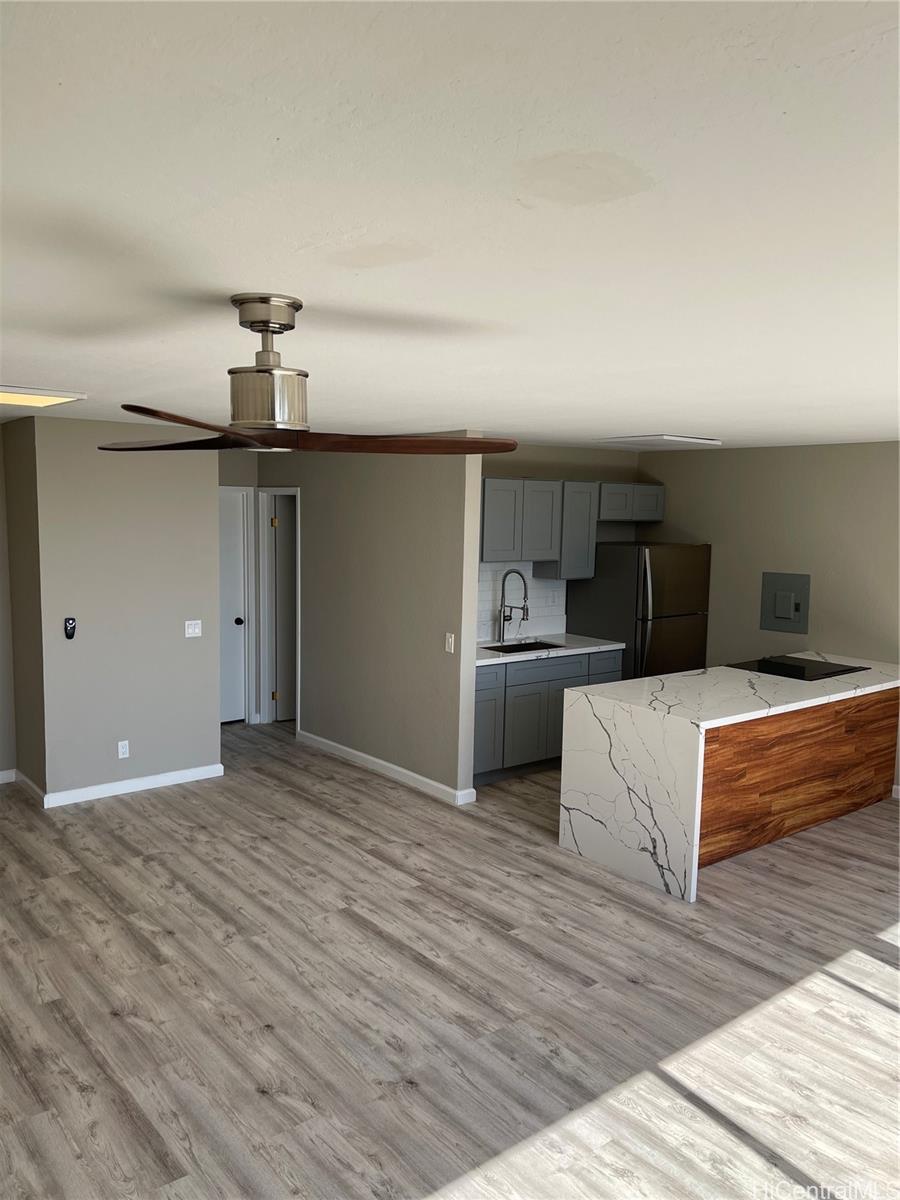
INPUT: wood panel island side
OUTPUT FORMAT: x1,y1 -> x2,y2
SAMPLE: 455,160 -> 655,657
559,653 -> 899,902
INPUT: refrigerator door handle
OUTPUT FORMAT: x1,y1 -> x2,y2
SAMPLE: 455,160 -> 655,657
641,618 -> 654,675
643,548 -> 654,622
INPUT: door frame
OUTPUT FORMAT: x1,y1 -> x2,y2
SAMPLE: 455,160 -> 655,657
257,487 -> 301,729
219,486 -> 259,724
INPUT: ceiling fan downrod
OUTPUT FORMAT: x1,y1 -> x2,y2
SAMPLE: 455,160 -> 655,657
227,293 -> 309,431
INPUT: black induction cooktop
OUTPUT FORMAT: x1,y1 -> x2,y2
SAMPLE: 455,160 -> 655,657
730,655 -> 865,681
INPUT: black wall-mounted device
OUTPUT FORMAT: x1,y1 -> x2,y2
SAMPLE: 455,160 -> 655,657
64,617 -> 76,640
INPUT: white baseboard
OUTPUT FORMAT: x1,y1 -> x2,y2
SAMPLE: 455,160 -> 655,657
15,763 -> 224,809
295,729 -> 476,807
0,768 -> 15,785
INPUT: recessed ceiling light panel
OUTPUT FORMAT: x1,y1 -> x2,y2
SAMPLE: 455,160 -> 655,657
597,434 -> 722,452
0,386 -> 86,409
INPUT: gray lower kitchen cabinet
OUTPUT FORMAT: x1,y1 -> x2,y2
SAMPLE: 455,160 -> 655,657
520,480 -> 562,561
505,652 -> 590,687
599,482 -> 634,521
503,681 -> 549,767
475,652 -> 622,775
589,650 -> 623,675
633,483 -> 665,521
481,478 -> 523,561
589,669 -> 622,686
533,481 -> 599,580
547,675 -> 589,756
473,685 -> 505,773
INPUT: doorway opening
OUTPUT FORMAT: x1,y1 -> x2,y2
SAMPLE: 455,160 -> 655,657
218,486 -> 256,725
258,487 -> 301,730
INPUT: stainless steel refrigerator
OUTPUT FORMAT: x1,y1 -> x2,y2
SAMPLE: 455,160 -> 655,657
566,542 -> 711,678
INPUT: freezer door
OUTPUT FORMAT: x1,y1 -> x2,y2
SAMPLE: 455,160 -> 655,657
636,613 -> 708,676
566,544 -> 641,676
642,543 -> 711,618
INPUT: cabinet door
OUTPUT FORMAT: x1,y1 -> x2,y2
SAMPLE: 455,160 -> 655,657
588,670 -> 622,686
598,482 -> 634,521
503,681 -> 549,767
481,479 -> 523,561
633,484 -> 665,522
473,685 -> 505,774
547,676 -> 588,758
589,650 -> 623,675
521,480 -> 562,561
559,481 -> 599,578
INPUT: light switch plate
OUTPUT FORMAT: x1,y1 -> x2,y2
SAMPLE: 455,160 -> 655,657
185,620 -> 202,638
760,572 -> 810,634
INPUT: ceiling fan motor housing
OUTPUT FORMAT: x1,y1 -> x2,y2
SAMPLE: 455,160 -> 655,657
228,293 -> 310,430
228,365 -> 309,430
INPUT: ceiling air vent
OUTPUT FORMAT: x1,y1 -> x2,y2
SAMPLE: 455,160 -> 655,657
596,434 -> 722,452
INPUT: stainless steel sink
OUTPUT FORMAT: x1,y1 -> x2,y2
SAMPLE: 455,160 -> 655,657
483,640 -> 562,654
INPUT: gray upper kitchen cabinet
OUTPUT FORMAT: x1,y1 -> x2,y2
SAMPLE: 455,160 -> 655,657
481,478 -> 523,561
632,484 -> 665,522
533,481 -> 599,580
598,481 -> 665,522
482,478 -> 562,562
520,480 -> 563,561
503,681 -> 549,767
484,477 -> 664,561
598,482 -> 634,521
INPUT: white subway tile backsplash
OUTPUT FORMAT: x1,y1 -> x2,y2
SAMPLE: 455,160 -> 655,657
476,561 -> 567,642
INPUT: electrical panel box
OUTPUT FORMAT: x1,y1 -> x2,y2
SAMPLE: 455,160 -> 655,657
760,571 -> 810,634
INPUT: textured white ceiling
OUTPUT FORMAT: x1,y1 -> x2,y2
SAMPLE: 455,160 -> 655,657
1,2 -> 897,446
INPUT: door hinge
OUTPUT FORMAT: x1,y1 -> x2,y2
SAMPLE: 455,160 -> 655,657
270,516 -> 279,528
271,690 -> 279,701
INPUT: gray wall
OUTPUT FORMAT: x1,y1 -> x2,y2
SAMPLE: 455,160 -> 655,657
0,427 -> 14,771
219,449 -> 258,487
2,421 -> 46,788
482,442 -> 639,481
640,442 -> 900,666
259,450 -> 478,791
28,418 -> 221,793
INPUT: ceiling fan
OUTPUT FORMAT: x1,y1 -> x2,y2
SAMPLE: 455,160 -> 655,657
99,294 -> 517,456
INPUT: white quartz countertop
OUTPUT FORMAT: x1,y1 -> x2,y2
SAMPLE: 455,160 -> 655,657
567,652 -> 900,729
475,632 -> 626,666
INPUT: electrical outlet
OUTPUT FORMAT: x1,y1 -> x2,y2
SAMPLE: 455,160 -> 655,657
185,620 -> 202,638
117,740 -> 129,760
444,632 -> 455,654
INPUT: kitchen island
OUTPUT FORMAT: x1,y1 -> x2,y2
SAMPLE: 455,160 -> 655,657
559,653 -> 900,901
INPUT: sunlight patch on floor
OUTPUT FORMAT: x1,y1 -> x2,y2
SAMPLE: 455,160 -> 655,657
876,922 -> 899,948
428,944 -> 899,1200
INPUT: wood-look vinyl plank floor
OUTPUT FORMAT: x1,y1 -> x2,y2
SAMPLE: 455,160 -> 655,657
1,722 -> 897,1199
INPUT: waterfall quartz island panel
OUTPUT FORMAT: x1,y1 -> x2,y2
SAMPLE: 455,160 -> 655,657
559,653 -> 900,902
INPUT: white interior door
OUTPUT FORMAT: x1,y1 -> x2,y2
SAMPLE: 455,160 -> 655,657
219,489 -> 247,722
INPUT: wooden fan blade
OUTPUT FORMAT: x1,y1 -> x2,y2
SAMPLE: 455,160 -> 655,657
99,434 -> 257,452
110,406 -> 517,454
120,403 -> 262,446
298,432 -> 519,454
249,430 -> 518,454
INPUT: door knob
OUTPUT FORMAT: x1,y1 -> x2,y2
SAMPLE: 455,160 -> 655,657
234,617 -> 244,626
